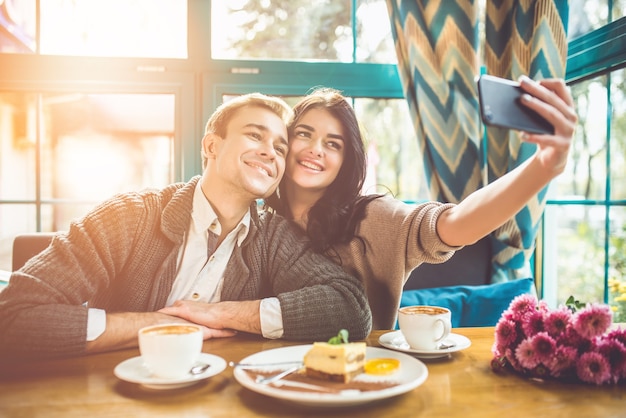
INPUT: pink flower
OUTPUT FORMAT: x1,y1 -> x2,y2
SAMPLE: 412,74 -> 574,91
521,309 -> 545,336
491,340 -> 502,358
530,332 -> 556,363
559,326 -> 592,352
508,294 -> 538,317
515,338 -> 540,369
536,299 -> 551,313
573,304 -> 613,339
547,345 -> 578,377
605,327 -> 626,378
494,318 -> 518,353
501,309 -> 520,323
605,327 -> 626,347
504,347 -> 523,372
491,297 -> 623,385
576,352 -> 612,385
596,337 -> 626,382
544,307 -> 572,337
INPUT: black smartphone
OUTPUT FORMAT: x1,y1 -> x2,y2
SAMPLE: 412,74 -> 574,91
477,74 -> 554,135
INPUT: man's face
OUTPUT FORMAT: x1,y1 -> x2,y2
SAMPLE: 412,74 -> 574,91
208,105 -> 288,200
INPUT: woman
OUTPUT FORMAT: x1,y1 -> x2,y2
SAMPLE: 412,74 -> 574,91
266,77 -> 577,329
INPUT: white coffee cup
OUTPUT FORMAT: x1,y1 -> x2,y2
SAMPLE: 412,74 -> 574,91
398,305 -> 452,350
138,323 -> 203,379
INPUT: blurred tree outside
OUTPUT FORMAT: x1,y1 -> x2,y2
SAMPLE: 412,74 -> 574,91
213,0 -> 352,61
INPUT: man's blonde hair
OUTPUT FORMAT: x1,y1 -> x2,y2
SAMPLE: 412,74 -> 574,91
202,93 -> 293,168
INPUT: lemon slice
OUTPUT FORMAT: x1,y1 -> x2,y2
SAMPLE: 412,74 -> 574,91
364,358 -> 400,375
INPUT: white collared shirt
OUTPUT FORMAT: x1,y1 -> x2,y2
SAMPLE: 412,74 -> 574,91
167,183 -> 250,305
86,182 -> 284,340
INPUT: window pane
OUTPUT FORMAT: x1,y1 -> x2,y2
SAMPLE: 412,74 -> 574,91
611,68 -> 626,200
0,92 -> 38,200
569,0 -> 609,39
567,0 -> 625,37
356,0 -> 396,63
0,0 -> 36,53
39,0 -> 187,58
40,93 -> 175,200
552,76 -> 607,200
211,0 -> 353,62
609,206 -> 626,322
543,204 -> 606,306
355,98 -> 427,201
0,92 -> 175,202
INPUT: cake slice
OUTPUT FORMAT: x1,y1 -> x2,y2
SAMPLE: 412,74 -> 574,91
303,341 -> 366,383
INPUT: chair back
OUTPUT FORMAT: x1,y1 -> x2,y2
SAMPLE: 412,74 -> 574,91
12,233 -> 56,271
404,236 -> 492,290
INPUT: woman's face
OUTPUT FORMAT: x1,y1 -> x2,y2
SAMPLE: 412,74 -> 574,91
285,107 -> 346,193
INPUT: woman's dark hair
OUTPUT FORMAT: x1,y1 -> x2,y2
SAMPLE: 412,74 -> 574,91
266,87 -> 382,254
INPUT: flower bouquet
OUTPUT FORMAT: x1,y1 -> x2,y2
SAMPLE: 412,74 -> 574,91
491,294 -> 626,385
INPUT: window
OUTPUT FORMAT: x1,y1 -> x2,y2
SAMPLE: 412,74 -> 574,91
354,97 -> 427,200
539,4 -> 626,320
0,0 -> 36,53
0,91 -> 175,232
568,0 -> 626,38
210,0 -> 396,63
0,0 -> 187,57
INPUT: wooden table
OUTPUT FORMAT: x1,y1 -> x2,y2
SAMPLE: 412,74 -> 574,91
1,328 -> 624,417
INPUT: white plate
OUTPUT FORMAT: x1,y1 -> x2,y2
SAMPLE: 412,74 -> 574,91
233,345 -> 428,407
114,352 -> 226,390
378,331 -> 471,359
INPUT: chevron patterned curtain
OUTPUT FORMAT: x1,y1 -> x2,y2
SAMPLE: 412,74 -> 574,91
386,0 -> 569,283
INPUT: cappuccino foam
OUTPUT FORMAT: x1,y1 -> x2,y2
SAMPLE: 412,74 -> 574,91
399,306 -> 448,316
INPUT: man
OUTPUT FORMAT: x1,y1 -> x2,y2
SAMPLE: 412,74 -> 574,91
0,93 -> 372,360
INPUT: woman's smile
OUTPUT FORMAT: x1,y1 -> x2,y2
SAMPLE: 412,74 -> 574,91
298,158 -> 323,172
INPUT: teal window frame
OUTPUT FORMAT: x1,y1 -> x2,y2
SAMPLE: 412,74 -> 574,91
537,16 -> 626,303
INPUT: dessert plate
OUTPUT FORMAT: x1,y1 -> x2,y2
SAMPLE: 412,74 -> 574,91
378,330 -> 471,359
114,352 -> 226,390
233,345 -> 428,407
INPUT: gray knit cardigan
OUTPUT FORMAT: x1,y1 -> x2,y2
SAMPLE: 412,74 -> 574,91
0,177 -> 371,360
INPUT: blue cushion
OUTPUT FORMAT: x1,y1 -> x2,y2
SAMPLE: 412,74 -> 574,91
398,278 -> 535,328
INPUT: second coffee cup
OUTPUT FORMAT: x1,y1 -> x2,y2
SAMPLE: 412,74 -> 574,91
138,323 -> 203,379
398,305 -> 451,351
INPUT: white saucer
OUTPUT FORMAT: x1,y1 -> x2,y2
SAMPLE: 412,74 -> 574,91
114,352 -> 226,390
378,330 -> 471,359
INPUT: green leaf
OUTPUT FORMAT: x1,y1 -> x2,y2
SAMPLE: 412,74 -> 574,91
565,295 -> 586,313
328,329 -> 349,345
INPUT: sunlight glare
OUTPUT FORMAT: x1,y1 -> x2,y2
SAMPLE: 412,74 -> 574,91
40,0 -> 187,58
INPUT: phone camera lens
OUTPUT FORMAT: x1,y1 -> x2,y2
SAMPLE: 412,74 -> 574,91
484,108 -> 493,122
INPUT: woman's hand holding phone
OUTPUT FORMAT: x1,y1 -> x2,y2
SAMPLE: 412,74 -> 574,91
477,74 -> 577,176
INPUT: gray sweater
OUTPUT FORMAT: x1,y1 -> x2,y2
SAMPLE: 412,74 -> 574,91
0,177 -> 371,360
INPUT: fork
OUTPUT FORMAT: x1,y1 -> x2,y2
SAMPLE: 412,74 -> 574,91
254,365 -> 303,385
229,360 -> 303,369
